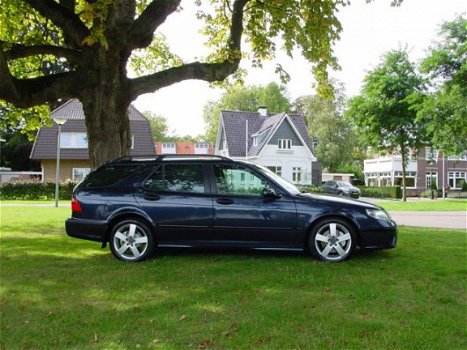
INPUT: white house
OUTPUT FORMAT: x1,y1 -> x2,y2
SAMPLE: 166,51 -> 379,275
215,108 -> 321,185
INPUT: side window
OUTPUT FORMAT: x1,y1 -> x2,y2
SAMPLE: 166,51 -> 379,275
144,164 -> 205,193
214,164 -> 267,196
81,164 -> 143,187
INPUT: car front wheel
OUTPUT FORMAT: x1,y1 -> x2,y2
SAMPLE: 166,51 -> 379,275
110,219 -> 155,262
308,218 -> 356,262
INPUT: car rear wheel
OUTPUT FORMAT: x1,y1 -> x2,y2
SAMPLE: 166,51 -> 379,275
110,219 -> 155,262
308,218 -> 356,262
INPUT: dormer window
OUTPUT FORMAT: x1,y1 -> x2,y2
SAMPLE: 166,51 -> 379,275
253,136 -> 258,147
278,139 -> 292,150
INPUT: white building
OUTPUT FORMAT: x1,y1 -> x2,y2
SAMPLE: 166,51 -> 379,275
215,108 -> 321,185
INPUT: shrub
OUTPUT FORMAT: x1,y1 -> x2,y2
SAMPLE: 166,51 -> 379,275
358,186 -> 402,199
300,185 -> 324,194
0,181 -> 76,200
462,181 -> 467,191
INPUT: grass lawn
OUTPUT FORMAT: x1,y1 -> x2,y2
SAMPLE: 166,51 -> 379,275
376,199 -> 466,211
1,206 -> 466,349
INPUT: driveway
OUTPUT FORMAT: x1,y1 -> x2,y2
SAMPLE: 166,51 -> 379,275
389,211 -> 466,230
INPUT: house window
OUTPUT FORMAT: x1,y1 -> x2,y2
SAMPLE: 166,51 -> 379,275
73,168 -> 91,182
448,152 -> 467,161
394,171 -> 417,188
267,166 -> 282,177
195,142 -> 209,154
448,172 -> 466,189
161,142 -> 176,154
425,172 -> 438,189
61,132 -> 88,148
278,139 -> 292,150
253,137 -> 258,147
292,167 -> 302,184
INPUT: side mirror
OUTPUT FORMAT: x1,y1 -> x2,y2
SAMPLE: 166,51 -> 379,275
334,184 -> 339,188
262,187 -> 282,200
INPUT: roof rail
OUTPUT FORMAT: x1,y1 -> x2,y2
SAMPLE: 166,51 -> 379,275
111,154 -> 232,162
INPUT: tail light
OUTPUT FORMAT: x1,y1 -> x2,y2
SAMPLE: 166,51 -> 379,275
71,196 -> 82,213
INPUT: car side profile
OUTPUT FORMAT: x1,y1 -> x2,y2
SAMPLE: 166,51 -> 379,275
322,180 -> 361,198
66,155 -> 397,262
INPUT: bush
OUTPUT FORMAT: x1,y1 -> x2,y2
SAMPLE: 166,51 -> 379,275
0,181 -> 76,200
358,186 -> 402,199
462,181 -> 467,191
300,185 -> 325,194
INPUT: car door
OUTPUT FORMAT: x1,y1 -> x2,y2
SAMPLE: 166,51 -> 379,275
210,163 -> 299,247
135,162 -> 213,245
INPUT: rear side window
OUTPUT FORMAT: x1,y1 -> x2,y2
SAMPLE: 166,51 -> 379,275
81,164 -> 144,187
144,164 -> 205,193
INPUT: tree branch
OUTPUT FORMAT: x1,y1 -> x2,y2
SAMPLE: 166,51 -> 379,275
4,43 -> 82,65
0,64 -> 79,108
22,0 -> 89,47
128,0 -> 249,98
127,0 -> 181,50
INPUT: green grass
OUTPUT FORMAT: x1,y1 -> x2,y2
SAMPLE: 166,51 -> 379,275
1,206 -> 466,349
377,199 -> 466,211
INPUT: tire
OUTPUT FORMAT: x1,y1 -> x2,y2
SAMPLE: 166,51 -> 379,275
308,218 -> 356,262
109,219 -> 155,262
338,191 -> 344,197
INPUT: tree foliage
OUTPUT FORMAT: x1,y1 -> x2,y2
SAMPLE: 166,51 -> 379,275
0,0 -> 374,167
203,82 -> 291,142
294,90 -> 359,173
345,50 -> 425,200
414,16 -> 467,156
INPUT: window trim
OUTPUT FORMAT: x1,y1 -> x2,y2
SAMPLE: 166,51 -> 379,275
278,139 -> 292,150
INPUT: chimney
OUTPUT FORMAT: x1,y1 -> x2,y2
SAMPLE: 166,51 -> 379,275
258,106 -> 267,117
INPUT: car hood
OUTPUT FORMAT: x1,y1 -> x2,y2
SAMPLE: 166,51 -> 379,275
296,192 -> 379,209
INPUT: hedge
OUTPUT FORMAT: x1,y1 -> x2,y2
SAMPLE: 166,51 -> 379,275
0,181 -> 76,200
358,186 -> 402,199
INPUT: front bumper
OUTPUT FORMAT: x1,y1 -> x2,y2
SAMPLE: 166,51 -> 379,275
358,220 -> 398,249
66,218 -> 108,242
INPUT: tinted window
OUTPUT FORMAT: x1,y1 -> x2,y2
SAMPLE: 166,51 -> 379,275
144,164 -> 205,193
214,164 -> 267,196
81,164 -> 143,187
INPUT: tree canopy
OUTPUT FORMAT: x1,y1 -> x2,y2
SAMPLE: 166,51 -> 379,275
0,0 -> 369,167
345,50 -> 425,200
414,16 -> 467,156
294,89 -> 359,173
203,82 -> 291,142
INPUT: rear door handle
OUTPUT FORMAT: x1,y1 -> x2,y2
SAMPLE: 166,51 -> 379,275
216,198 -> 234,205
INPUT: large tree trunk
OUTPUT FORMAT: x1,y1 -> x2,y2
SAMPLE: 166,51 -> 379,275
81,94 -> 132,169
79,44 -> 132,169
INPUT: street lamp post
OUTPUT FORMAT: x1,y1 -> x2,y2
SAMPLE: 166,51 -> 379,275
53,117 -> 67,207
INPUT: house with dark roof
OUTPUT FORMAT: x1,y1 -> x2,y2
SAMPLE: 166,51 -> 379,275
215,107 -> 321,185
30,99 -> 155,182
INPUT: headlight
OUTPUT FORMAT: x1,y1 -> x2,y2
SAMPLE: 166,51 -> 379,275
366,209 -> 391,221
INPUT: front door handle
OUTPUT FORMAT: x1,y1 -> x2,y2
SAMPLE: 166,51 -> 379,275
216,198 -> 234,205
144,194 -> 160,201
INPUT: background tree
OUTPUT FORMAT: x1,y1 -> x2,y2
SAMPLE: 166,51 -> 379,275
345,50 -> 425,201
203,82 -> 291,142
294,86 -> 360,173
144,111 -> 170,141
0,0 -> 363,168
414,16 -> 467,156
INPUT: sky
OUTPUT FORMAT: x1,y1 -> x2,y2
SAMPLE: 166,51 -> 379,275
133,0 -> 466,137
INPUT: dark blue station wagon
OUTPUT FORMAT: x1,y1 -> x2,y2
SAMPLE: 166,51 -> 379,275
66,155 -> 397,262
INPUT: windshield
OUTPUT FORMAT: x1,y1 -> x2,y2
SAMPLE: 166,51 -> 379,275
253,164 -> 301,195
337,181 -> 352,187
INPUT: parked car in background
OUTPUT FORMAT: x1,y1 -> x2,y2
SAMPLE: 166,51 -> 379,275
322,180 -> 361,199
66,155 -> 396,263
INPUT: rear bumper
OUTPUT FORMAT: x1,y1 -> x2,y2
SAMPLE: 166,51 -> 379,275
359,221 -> 398,249
66,218 -> 107,242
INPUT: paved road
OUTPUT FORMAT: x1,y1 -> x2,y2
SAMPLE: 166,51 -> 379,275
389,211 -> 466,230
